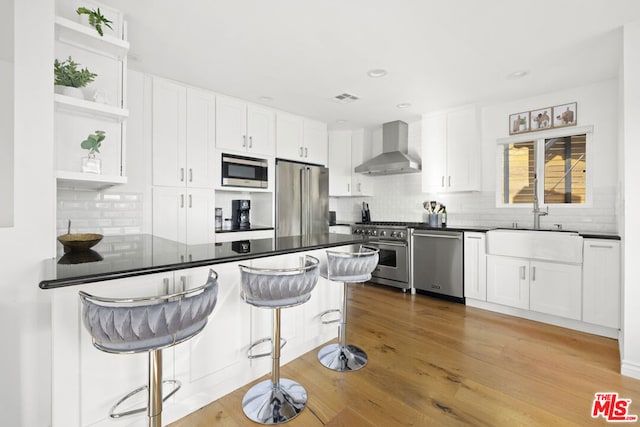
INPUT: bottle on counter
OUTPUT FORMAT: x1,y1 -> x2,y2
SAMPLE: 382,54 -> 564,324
441,205 -> 447,227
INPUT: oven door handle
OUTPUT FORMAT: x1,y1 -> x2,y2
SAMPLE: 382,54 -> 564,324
367,240 -> 408,248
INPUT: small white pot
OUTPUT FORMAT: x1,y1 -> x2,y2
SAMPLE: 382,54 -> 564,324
56,86 -> 85,100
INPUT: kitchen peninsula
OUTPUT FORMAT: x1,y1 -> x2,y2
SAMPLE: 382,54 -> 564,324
40,232 -> 366,427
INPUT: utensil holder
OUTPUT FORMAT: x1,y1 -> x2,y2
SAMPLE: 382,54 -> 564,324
428,213 -> 442,228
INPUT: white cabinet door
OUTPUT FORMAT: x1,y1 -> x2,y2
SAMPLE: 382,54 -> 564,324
328,131 -> 352,196
421,112 -> 447,191
464,232 -> 487,300
186,188 -> 216,245
152,78 -> 187,187
350,129 -> 372,196
276,112 -> 305,161
447,106 -> 480,192
583,240 -> 620,328
186,87 -> 216,188
152,186 -> 187,243
247,104 -> 276,156
486,255 -> 529,309
304,119 -> 328,166
215,95 -> 247,153
529,261 -> 582,320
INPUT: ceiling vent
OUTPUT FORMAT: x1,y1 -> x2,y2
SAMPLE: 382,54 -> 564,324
333,92 -> 359,104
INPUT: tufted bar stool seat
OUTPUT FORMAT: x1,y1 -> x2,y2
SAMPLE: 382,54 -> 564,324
239,255 -> 320,425
318,246 -> 379,372
79,269 -> 219,427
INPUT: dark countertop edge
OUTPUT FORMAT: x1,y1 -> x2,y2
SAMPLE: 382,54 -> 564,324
409,225 -> 620,239
39,238 -> 364,290
215,226 -> 274,234
330,223 -> 352,227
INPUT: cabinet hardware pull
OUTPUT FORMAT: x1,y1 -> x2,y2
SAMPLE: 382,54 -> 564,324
441,176 -> 445,187
180,194 -> 184,208
180,168 -> 185,182
520,266 -> 526,280
180,275 -> 186,291
358,183 -> 361,192
347,183 -> 350,193
242,135 -> 247,147
249,136 -> 253,148
304,147 -> 308,157
467,236 -> 482,240
448,176 -> 452,187
189,194 -> 192,208
589,244 -> 613,249
163,278 -> 170,295
180,255 -> 184,263
299,147 -> 304,157
189,168 -> 193,182
532,266 -> 536,281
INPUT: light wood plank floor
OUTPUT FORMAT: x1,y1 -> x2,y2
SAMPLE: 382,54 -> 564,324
169,283 -> 640,426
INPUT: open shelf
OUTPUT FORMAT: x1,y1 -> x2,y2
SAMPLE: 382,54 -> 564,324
54,94 -> 129,121
56,170 -> 127,190
55,16 -> 129,60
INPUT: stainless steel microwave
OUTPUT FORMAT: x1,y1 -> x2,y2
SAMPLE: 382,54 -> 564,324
221,153 -> 268,188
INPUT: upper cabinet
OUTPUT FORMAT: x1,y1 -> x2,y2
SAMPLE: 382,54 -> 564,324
328,129 -> 372,197
53,5 -> 129,189
152,77 -> 216,189
422,105 -> 481,192
216,95 -> 275,157
277,113 -> 328,165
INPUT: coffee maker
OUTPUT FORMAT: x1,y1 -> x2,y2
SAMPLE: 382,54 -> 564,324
232,199 -> 251,230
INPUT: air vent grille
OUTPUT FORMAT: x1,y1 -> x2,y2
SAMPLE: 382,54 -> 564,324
333,93 -> 359,104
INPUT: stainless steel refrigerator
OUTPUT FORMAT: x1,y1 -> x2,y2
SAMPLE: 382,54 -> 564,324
275,159 -> 329,238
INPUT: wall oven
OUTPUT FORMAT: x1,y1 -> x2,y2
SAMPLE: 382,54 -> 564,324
221,153 -> 268,188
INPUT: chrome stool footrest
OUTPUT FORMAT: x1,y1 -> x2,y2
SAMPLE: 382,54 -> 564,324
247,337 -> 288,359
319,308 -> 341,324
109,379 -> 182,419
318,343 -> 368,372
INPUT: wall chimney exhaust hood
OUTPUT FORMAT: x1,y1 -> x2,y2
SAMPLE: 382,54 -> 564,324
354,120 -> 421,176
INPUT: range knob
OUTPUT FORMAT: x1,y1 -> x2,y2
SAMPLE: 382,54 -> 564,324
379,230 -> 386,237
390,231 -> 397,237
371,230 -> 378,236
397,231 -> 405,239
364,230 -> 371,236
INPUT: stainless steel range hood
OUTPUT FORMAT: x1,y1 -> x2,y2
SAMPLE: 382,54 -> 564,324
354,120 -> 421,175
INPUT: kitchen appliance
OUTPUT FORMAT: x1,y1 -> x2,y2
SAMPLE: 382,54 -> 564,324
215,208 -> 223,230
275,159 -> 329,238
354,121 -> 421,175
329,211 -> 337,226
411,229 -> 464,302
232,199 -> 251,230
352,221 -> 412,291
221,153 -> 268,188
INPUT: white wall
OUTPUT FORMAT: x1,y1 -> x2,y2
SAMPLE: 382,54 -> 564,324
0,59 -> 13,227
0,2 -> 55,426
334,79 -> 619,233
622,19 -> 640,379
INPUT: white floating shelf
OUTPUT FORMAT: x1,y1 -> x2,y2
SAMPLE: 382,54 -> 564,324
54,94 -> 129,121
56,170 -> 127,190
55,16 -> 129,60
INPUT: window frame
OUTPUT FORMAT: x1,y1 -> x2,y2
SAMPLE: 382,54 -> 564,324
495,124 -> 594,209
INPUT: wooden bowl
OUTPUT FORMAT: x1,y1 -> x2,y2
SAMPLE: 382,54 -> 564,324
57,233 -> 103,253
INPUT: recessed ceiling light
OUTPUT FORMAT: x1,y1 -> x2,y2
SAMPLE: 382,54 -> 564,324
507,70 -> 529,80
396,103 -> 411,109
367,69 -> 388,78
259,96 -> 274,102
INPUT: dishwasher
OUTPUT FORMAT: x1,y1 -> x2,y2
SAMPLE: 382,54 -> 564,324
411,229 -> 464,303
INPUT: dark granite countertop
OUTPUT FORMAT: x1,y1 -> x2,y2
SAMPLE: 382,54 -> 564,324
40,233 -> 368,289
408,224 -> 620,239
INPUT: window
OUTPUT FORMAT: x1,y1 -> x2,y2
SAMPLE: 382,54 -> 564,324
498,127 -> 591,206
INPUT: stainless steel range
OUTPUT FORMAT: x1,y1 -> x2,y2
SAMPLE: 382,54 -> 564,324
352,222 -> 415,291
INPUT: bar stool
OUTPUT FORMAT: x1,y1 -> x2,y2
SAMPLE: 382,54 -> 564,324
79,269 -> 219,427
239,255 -> 320,425
317,246 -> 379,372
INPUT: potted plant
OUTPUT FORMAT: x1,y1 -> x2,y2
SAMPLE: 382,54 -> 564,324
80,130 -> 106,174
76,6 -> 113,37
54,56 -> 97,99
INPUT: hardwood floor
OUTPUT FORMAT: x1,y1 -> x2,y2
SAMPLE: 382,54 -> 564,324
169,283 -> 640,426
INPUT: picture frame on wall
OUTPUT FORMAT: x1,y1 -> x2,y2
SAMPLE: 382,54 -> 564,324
530,107 -> 552,131
552,102 -> 577,128
509,111 -> 530,135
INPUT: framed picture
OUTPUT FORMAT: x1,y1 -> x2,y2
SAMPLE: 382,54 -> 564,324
552,102 -> 577,128
530,107 -> 552,131
509,112 -> 530,135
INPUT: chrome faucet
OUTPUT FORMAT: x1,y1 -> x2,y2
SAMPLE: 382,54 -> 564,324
532,174 -> 548,230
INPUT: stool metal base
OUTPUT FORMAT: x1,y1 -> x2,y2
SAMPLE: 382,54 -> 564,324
318,343 -> 368,372
242,378 -> 307,424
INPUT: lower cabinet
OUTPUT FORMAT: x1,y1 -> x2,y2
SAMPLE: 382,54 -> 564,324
582,239 -> 620,328
486,255 -> 582,320
463,232 -> 486,300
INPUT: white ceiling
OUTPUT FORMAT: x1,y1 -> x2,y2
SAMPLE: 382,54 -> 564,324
99,0 -> 640,130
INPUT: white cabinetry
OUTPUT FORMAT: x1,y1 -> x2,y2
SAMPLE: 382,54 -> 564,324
422,106 -> 480,192
277,113 -> 328,165
152,186 -> 215,245
350,129 -> 372,196
464,232 -> 486,300
215,95 -> 275,156
152,78 -> 216,188
583,239 -> 620,328
486,255 -> 581,319
328,129 -> 371,197
54,14 -> 129,189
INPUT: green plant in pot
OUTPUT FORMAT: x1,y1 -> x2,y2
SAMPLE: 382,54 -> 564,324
80,130 -> 106,174
54,56 -> 97,99
76,7 -> 113,37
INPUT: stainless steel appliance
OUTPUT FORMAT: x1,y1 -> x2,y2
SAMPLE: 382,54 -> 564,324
352,222 -> 411,291
411,229 -> 464,302
354,121 -> 421,176
275,159 -> 329,238
232,199 -> 250,230
221,153 -> 268,188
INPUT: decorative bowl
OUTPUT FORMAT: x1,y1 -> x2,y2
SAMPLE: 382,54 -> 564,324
57,233 -> 103,253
